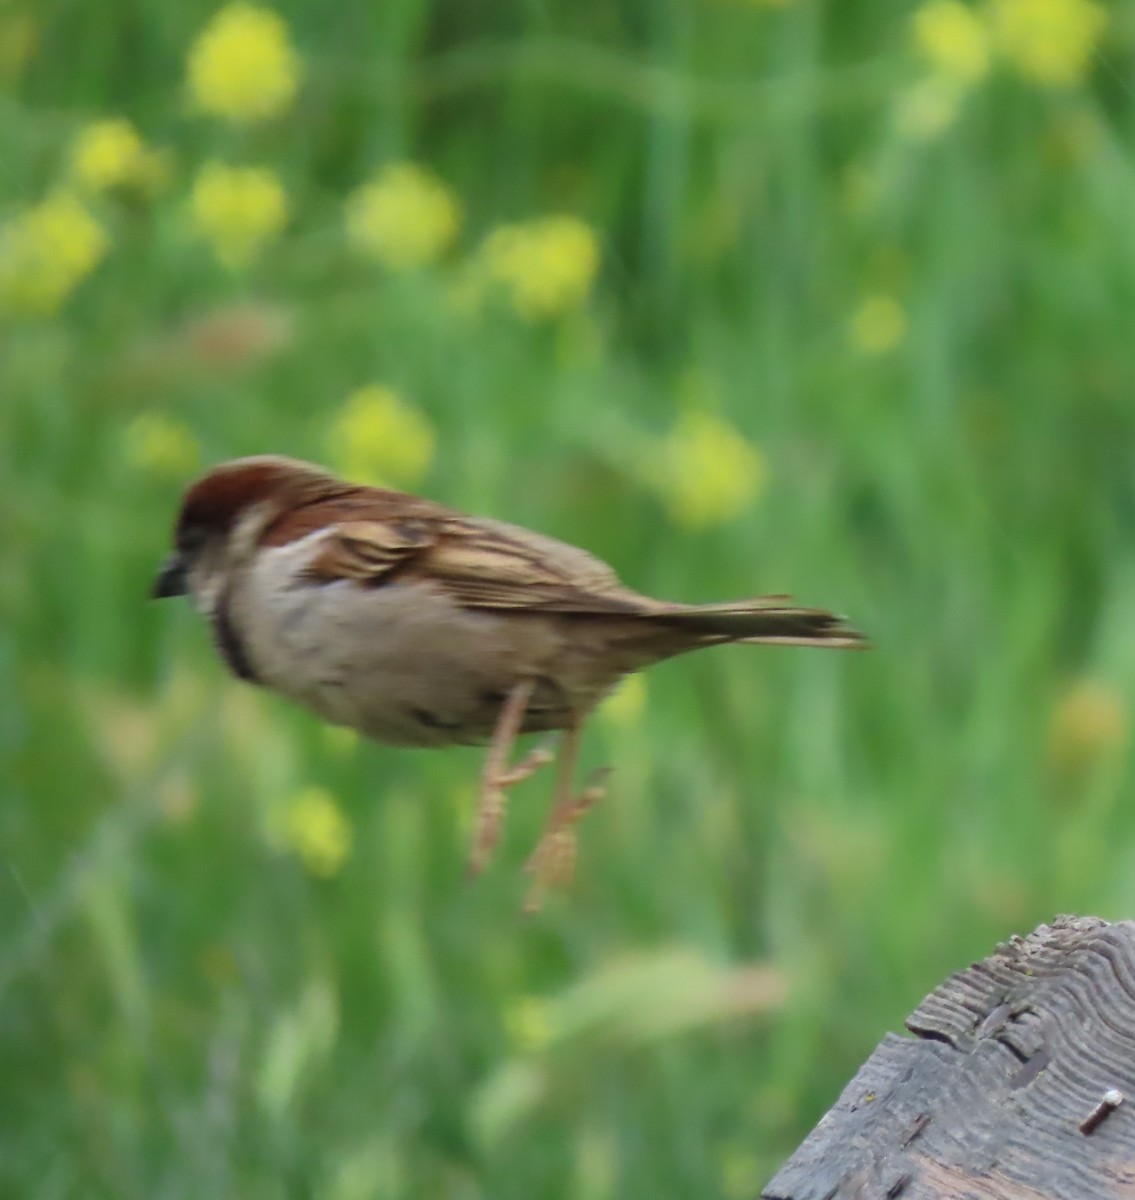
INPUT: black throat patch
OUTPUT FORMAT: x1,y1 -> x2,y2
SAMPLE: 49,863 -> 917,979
212,590 -> 260,684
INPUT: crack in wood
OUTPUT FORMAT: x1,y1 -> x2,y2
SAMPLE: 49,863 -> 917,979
995,1032 -> 1031,1065
899,1112 -> 931,1148
885,1170 -> 912,1198
1009,1046 -> 1051,1089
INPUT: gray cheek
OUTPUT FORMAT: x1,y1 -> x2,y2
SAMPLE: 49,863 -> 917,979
276,584 -> 321,636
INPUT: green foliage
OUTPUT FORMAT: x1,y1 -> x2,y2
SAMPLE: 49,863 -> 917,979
3,0 -> 1135,1195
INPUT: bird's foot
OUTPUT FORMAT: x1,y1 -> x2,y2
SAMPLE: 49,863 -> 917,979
467,739 -> 556,878
522,768 -> 609,912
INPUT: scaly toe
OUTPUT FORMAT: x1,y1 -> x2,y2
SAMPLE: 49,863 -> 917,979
498,743 -> 556,787
467,805 -> 504,879
468,741 -> 558,879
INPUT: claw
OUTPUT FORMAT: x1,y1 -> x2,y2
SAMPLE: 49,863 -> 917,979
498,741 -> 556,788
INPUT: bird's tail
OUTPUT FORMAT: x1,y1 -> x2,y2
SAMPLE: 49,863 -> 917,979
652,597 -> 867,649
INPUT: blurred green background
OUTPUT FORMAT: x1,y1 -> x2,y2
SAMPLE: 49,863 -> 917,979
4,0 -> 1135,1194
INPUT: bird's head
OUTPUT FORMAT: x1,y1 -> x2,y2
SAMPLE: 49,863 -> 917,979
152,455 -> 343,613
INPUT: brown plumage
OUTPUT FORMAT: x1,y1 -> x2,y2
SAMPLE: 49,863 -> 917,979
153,455 -> 867,906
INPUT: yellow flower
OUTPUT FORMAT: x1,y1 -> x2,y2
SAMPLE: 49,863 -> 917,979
278,787 -> 352,877
0,192 -> 108,316
990,0 -> 1106,87
327,384 -> 435,487
70,119 -> 149,192
851,294 -> 908,354
648,410 -> 765,530
912,1 -> 991,83
600,676 -> 648,729
191,161 -> 287,268
124,412 -> 200,476
480,215 -> 600,321
187,3 -> 301,122
345,163 -> 461,270
1048,679 -> 1128,771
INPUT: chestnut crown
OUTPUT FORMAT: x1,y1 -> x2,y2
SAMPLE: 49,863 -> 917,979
153,456 -> 344,599
174,456 -> 339,550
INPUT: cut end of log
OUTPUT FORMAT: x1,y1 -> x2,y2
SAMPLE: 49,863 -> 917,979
765,915 -> 1135,1200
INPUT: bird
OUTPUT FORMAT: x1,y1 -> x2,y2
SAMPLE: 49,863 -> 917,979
152,455 -> 866,907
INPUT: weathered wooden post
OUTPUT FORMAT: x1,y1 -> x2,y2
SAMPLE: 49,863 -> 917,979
764,916 -> 1135,1200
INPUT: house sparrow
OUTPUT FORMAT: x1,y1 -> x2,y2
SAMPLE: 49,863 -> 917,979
153,455 -> 866,907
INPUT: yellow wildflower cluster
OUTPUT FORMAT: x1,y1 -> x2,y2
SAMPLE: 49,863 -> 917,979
913,0 -> 1104,91
124,412 -> 201,477
0,192 -> 107,316
187,3 -> 301,122
277,787 -> 353,877
902,0 -> 987,140
345,163 -> 462,271
851,293 -> 908,355
480,215 -> 600,321
913,1 -> 991,83
991,0 -> 1106,87
327,384 -> 436,487
69,119 -> 169,195
903,0 -> 1105,138
191,161 -> 287,268
648,410 -> 765,530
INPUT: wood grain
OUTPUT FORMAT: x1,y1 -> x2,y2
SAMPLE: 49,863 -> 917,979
764,916 -> 1135,1200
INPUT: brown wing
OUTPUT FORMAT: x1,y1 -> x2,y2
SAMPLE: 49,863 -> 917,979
268,490 -> 651,616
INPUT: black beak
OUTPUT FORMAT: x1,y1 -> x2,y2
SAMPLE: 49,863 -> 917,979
152,554 -> 188,599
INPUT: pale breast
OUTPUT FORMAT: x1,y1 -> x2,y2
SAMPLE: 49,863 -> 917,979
231,534 -> 613,746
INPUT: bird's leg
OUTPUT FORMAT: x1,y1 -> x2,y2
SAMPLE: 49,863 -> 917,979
523,716 -> 607,912
468,679 -> 556,878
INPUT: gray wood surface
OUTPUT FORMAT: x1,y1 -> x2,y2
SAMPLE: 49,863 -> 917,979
764,916 -> 1135,1200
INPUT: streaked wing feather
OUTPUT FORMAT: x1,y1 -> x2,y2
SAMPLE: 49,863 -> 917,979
301,518 -> 436,583
297,505 -> 647,615
423,524 -> 646,612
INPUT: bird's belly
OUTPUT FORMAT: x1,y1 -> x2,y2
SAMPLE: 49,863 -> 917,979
240,573 -> 580,747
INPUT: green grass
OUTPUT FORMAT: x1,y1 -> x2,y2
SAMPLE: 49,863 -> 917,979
5,1 -> 1135,1195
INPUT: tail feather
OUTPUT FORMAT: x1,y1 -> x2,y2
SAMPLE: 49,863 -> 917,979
655,600 -> 868,649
